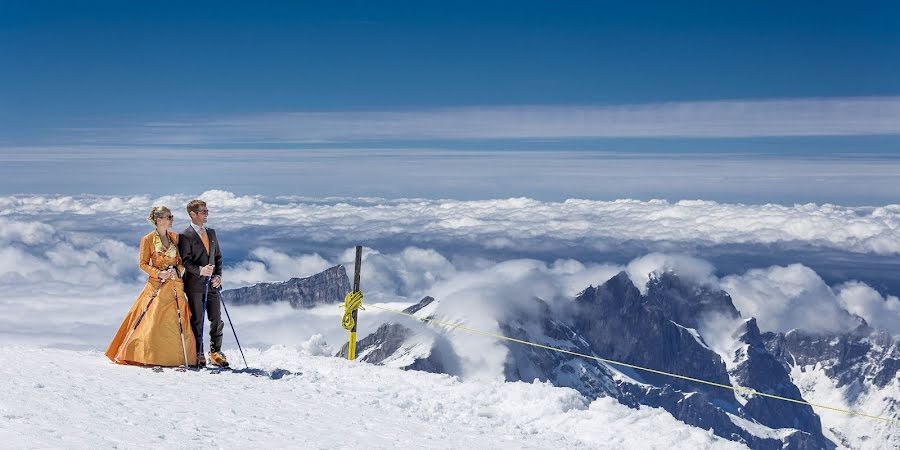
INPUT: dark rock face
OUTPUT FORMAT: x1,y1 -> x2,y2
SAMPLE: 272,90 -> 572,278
499,297 -> 621,400
221,265 -> 351,309
403,296 -> 435,315
730,319 -> 825,442
339,322 -> 413,362
645,272 -> 742,328
573,271 -> 736,403
567,272 -> 832,449
336,296 -> 462,375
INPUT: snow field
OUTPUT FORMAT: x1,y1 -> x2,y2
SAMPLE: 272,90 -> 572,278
0,345 -> 746,449
789,364 -> 900,450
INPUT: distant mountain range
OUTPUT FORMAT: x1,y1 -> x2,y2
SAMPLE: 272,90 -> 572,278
225,266 -> 899,450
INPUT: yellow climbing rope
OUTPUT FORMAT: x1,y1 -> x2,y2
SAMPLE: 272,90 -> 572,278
362,302 -> 900,427
341,291 -> 364,331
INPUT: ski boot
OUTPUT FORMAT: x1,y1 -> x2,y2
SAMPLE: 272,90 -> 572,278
209,351 -> 229,368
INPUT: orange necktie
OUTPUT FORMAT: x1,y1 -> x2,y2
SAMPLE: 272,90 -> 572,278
199,227 -> 210,254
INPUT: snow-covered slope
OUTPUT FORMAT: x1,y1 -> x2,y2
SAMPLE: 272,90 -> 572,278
0,346 -> 746,449
790,363 -> 899,450
348,271 -> 900,449
763,328 -> 900,449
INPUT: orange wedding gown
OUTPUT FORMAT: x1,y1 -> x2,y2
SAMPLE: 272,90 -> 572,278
106,231 -> 198,367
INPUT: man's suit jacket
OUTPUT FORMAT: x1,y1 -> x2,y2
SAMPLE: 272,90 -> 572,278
178,225 -> 223,294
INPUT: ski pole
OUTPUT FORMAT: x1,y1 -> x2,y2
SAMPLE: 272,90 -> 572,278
198,237 -> 215,363
199,271 -> 210,363
115,278 -> 168,363
169,266 -> 190,370
217,286 -> 249,369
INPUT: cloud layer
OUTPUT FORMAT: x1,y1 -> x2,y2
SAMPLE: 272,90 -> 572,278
2,192 -> 899,361
3,191 -> 898,256
720,264 -> 862,334
4,148 -> 899,207
61,97 -> 900,144
836,282 -> 900,333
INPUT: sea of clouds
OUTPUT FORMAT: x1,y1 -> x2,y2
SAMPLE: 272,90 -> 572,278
1,191 -> 898,363
3,190 -> 899,255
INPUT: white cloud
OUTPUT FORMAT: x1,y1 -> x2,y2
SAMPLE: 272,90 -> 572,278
62,96 -> 900,144
4,148 -> 900,206
835,282 -> 900,334
427,259 -> 557,381
225,247 -> 332,287
0,217 -> 59,246
330,246 -> 460,301
720,264 -> 860,334
626,253 -> 718,294
547,259 -> 623,298
2,196 -> 898,358
3,192 -> 900,256
0,217 -> 140,286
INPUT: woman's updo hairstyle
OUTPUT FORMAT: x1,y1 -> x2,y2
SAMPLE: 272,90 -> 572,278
147,205 -> 173,226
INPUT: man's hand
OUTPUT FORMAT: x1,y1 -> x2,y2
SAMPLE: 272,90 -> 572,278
212,275 -> 221,289
200,264 -> 214,277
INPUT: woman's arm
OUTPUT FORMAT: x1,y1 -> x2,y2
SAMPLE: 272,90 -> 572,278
139,235 -> 162,279
172,232 -> 186,277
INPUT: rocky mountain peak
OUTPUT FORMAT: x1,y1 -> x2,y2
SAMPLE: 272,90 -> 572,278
645,270 -> 742,328
403,296 -> 435,315
221,265 -> 351,309
737,317 -> 763,344
599,271 -> 642,301
730,315 -> 826,442
573,271 -> 736,403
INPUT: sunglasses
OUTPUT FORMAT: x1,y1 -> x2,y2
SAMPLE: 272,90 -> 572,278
193,209 -> 209,215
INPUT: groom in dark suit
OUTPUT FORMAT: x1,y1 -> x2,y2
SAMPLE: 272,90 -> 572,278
179,199 -> 228,367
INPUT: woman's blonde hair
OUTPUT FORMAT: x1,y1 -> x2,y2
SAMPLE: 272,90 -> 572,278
147,205 -> 173,226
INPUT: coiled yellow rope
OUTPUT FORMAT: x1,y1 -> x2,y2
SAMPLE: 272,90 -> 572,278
341,291 -> 364,331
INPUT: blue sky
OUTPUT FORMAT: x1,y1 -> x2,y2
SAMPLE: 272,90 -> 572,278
1,1 -> 898,201
2,1 -> 898,140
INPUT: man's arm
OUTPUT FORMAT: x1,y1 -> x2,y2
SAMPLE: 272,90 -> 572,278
178,232 -> 202,277
212,229 -> 223,277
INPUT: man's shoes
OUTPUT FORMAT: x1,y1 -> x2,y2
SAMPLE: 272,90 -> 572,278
195,353 -> 207,368
209,351 -> 229,368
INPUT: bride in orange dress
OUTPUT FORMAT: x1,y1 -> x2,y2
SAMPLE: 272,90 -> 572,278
106,206 -> 197,367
